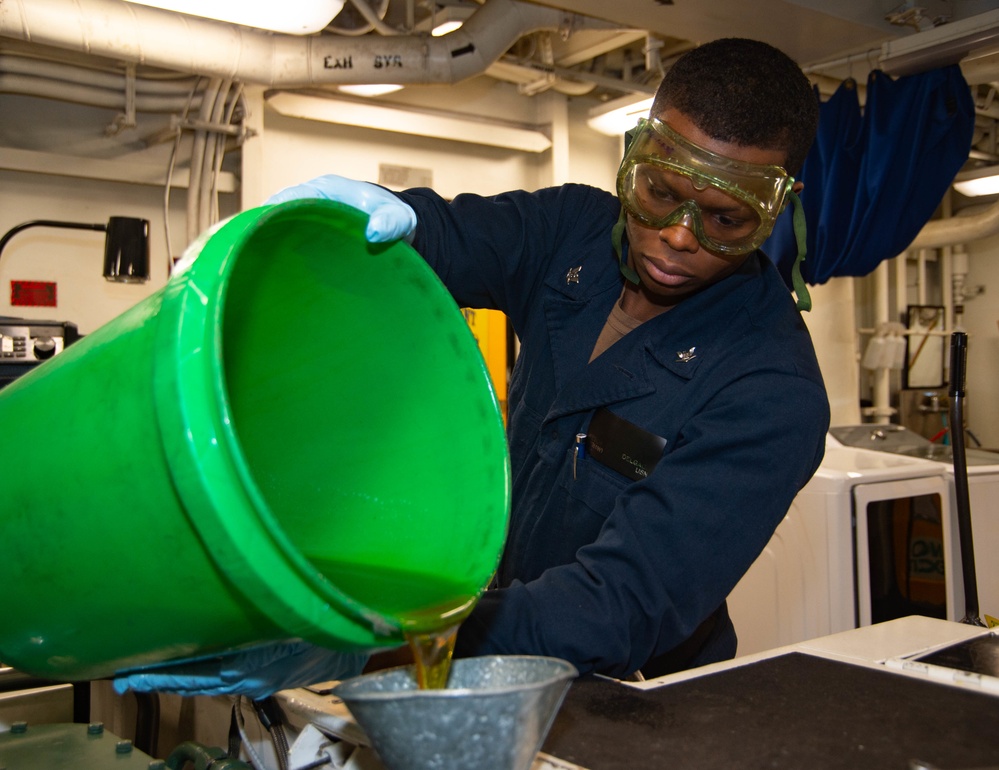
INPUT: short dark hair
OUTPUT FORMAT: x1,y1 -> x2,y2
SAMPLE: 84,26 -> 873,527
651,38 -> 818,176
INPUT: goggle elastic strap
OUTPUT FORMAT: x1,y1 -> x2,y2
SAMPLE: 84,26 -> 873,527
612,208 -> 640,284
788,189 -> 812,312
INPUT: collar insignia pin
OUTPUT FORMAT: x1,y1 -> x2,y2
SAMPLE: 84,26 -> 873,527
566,265 -> 582,284
676,347 -> 697,363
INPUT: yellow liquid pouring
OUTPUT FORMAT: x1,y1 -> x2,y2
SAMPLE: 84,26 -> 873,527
406,624 -> 460,689
311,559 -> 479,688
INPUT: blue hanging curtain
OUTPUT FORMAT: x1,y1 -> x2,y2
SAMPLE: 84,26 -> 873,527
765,64 -> 976,286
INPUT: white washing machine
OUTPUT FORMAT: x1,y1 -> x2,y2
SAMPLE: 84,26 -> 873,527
728,443 -> 958,657
828,424 -> 999,623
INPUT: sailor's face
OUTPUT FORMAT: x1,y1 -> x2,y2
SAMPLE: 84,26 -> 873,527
624,109 -> 789,309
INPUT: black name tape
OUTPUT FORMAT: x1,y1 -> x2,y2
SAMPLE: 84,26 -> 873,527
586,408 -> 666,482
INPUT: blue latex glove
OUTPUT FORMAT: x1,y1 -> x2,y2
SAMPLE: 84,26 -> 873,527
112,642 -> 368,700
267,175 -> 417,244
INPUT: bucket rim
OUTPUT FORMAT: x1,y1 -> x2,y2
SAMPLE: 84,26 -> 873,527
153,201 -> 425,646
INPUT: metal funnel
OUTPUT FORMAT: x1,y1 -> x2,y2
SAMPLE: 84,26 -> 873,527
332,655 -> 577,770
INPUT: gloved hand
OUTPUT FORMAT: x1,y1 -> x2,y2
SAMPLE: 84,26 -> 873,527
112,642 -> 368,700
267,175 -> 417,244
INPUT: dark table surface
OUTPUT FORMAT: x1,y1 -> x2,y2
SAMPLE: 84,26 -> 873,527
542,652 -> 999,769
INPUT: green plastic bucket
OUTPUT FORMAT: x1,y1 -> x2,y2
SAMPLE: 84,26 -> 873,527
0,200 -> 510,681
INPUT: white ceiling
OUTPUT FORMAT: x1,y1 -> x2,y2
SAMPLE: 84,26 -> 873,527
541,0 -> 908,65
3,0 -> 999,166
515,0 -> 998,71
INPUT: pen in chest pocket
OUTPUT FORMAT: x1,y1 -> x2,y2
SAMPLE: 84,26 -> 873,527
573,432 -> 586,479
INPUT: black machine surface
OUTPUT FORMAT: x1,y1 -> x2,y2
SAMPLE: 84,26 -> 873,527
542,653 -> 999,769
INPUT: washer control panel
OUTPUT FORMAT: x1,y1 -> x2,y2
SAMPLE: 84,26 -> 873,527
0,320 -> 78,362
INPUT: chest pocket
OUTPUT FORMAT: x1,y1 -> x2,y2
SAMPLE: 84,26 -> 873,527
564,454 -> 628,523
527,455 -> 628,571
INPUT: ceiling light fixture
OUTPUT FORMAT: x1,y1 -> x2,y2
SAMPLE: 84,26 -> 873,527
432,20 -> 464,36
417,4 -> 474,36
267,91 -> 552,153
952,165 -> 999,197
338,84 -> 405,97
586,94 -> 654,137
122,0 -> 347,35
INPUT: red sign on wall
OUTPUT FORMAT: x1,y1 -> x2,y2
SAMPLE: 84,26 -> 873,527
11,281 -> 57,307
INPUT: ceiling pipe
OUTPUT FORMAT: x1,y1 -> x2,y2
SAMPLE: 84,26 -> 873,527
0,72 -> 201,111
0,0 -> 612,87
0,54 -> 199,94
909,196 -> 999,250
0,55 -> 203,111
485,60 -> 597,96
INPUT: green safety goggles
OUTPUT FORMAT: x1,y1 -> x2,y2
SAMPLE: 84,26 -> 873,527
617,117 -> 793,255
613,117 -> 812,310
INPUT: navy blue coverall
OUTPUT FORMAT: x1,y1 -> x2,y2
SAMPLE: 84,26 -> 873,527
400,182 -> 830,679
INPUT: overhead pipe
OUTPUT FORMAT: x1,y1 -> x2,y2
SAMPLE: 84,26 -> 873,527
0,72 -> 202,112
941,191 -> 955,332
493,54 -> 655,96
0,18 -> 602,103
909,195 -> 999,250
485,60 -> 596,96
186,77 -> 223,244
0,54 -> 199,94
0,0 -> 610,88
344,0 -> 403,37
0,54 -> 206,111
870,258 -> 894,424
